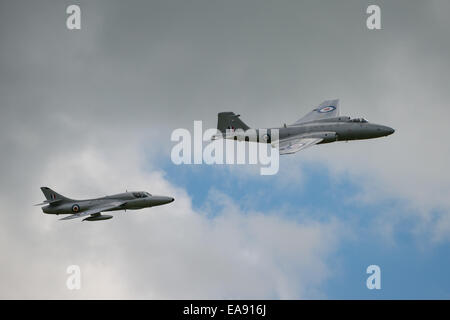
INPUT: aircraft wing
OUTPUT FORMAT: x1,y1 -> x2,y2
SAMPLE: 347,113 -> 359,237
291,99 -> 339,125
273,137 -> 323,155
59,201 -> 125,221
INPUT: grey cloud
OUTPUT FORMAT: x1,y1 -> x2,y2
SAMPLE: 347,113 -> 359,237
1,0 -> 450,298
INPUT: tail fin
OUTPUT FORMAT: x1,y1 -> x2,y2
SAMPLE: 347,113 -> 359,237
40,187 -> 71,202
217,112 -> 250,134
35,187 -> 71,206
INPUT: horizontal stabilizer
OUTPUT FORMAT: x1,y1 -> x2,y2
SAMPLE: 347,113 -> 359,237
34,199 -> 63,206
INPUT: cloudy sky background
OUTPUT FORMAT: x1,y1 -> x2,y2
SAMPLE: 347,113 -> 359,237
1,0 -> 450,299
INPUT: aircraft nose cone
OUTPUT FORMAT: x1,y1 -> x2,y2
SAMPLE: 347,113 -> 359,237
386,127 -> 395,136
377,125 -> 394,136
163,196 -> 175,204
150,195 -> 175,206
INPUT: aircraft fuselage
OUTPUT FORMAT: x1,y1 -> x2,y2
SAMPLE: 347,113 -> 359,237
42,192 -> 174,215
221,116 -> 395,144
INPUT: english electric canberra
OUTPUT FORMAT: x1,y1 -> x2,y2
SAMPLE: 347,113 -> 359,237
213,99 -> 394,154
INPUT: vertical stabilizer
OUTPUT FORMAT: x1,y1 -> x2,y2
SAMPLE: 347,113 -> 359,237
217,112 -> 250,133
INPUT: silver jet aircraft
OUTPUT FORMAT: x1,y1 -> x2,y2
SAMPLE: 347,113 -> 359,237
36,187 -> 174,221
213,99 -> 394,154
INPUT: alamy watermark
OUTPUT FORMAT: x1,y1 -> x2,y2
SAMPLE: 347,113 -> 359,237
171,121 -> 280,175
66,5 -> 81,30
366,5 -> 381,30
366,265 -> 381,290
66,265 -> 81,290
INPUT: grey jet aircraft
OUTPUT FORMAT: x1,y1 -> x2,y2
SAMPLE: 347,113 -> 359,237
35,187 -> 174,221
212,99 -> 394,154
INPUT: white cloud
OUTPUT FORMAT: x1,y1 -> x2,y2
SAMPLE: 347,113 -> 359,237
0,137 -> 342,299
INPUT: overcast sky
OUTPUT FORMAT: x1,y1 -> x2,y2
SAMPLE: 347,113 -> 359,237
1,0 -> 449,299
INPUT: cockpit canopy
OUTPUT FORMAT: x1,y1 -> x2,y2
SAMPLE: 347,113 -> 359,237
132,192 -> 151,198
349,118 -> 368,123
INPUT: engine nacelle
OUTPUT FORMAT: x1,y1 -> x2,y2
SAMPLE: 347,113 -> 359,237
227,129 -> 273,143
304,131 -> 338,144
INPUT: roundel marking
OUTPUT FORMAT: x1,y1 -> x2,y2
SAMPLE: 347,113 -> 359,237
317,105 -> 336,113
72,204 -> 80,213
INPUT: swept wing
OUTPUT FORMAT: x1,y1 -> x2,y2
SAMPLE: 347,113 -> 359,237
273,136 -> 323,155
59,201 -> 126,221
291,99 -> 340,125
